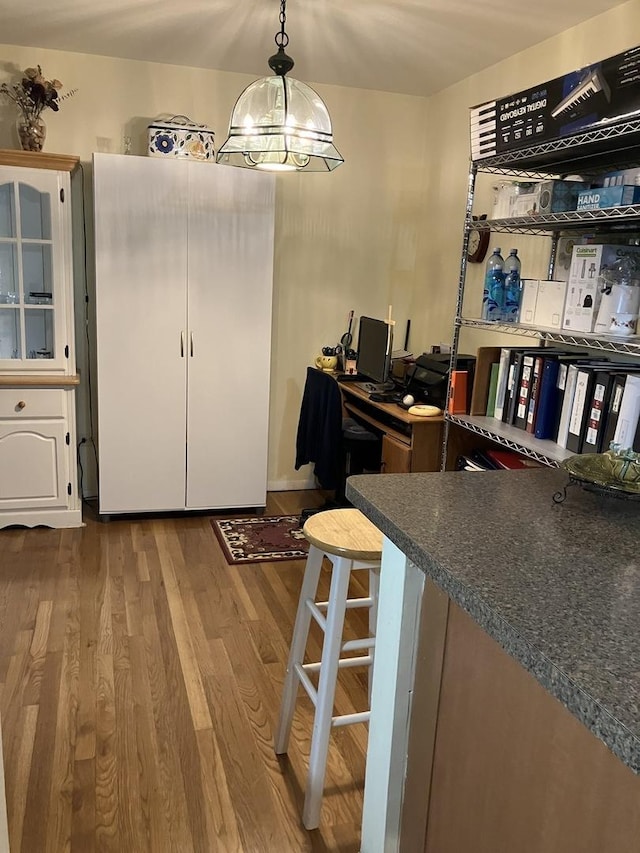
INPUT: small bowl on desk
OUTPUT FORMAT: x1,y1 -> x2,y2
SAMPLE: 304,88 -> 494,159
315,354 -> 338,372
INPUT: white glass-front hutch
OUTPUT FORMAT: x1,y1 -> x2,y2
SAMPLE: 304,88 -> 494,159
0,150 -> 81,528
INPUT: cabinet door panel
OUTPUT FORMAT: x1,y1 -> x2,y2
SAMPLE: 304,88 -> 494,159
186,163 -> 275,508
0,420 -> 67,508
94,154 -> 188,512
382,434 -> 412,474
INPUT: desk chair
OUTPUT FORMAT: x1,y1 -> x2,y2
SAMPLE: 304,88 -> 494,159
275,507 -> 382,829
295,367 -> 380,523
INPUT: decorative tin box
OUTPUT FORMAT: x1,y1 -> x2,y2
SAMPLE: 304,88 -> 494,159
147,115 -> 215,161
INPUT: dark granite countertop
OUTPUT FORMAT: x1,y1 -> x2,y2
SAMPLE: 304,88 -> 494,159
346,468 -> 640,775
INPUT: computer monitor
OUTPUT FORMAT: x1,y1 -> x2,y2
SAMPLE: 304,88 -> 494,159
356,316 -> 393,385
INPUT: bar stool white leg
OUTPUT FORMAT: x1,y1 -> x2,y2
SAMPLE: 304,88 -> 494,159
303,554 -> 353,830
275,544 -> 324,755
368,564 -> 380,706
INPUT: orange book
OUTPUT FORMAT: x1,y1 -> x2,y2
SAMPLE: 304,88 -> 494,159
448,370 -> 468,415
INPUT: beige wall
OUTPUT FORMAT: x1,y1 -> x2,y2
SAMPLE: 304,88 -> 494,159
3,0 -> 640,492
0,45 -> 431,492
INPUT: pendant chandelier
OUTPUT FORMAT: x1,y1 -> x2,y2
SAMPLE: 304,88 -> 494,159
216,0 -> 343,173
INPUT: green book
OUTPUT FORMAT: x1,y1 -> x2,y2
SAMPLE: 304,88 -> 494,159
486,362 -> 500,417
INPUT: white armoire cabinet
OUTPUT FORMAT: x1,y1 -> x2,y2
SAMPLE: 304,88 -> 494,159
93,153 -> 275,514
0,151 -> 81,529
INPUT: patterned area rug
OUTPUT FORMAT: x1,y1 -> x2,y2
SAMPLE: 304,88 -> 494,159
211,515 -> 309,565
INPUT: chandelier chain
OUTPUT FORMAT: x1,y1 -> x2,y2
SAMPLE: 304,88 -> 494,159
275,0 -> 289,49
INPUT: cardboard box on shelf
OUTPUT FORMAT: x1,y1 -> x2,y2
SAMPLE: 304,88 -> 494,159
535,280 -> 567,329
519,279 -> 539,324
562,244 -> 640,332
508,183 -> 541,217
537,180 -> 588,213
576,185 -> 640,210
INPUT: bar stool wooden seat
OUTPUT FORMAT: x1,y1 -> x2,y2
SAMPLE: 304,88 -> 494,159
275,507 -> 383,830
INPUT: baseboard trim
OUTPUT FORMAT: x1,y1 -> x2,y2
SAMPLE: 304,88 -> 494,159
268,477 -> 317,492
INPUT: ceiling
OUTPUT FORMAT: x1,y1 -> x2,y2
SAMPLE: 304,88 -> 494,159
0,0 -> 630,97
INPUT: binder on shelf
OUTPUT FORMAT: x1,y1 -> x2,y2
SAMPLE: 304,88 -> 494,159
504,347 -> 570,427
457,454 -> 489,472
486,363 -> 500,417
503,350 -> 537,425
534,357 -> 562,440
580,370 -> 616,454
485,449 -> 542,470
525,355 -> 544,434
470,347 -> 501,415
494,347 -> 514,421
556,358 -> 618,448
448,370 -> 468,415
567,362 -> 636,453
566,366 -> 597,453
613,374 -> 640,449
557,363 -> 586,449
601,373 -> 628,452
470,449 -> 501,470
514,354 -> 536,430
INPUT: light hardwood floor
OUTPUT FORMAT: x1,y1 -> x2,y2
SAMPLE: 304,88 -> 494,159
0,492 -> 370,852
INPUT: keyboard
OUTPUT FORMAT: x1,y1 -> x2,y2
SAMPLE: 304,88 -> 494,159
353,381 -> 395,395
550,68 -> 611,121
370,391 -> 405,404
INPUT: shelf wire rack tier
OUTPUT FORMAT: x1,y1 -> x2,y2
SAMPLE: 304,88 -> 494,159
457,318 -> 640,355
475,204 -> 640,236
474,116 -> 640,176
445,414 -> 574,467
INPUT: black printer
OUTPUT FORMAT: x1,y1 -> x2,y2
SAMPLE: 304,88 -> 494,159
405,353 -> 476,410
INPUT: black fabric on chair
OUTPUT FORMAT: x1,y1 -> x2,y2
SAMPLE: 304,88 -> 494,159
295,367 -> 344,490
295,369 -> 382,525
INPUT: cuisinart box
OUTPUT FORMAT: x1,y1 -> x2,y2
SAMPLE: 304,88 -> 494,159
563,244 -> 640,332
470,44 -> 640,161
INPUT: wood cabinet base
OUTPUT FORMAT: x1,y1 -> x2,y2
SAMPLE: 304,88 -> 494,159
413,602 -> 640,853
0,509 -> 82,529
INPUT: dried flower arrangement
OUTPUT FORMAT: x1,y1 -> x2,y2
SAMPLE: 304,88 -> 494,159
0,65 -> 77,151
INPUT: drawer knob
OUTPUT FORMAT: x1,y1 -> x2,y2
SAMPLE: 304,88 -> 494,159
16,400 -> 26,410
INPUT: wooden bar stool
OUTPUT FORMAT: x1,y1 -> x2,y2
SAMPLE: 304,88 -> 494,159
275,507 -> 382,830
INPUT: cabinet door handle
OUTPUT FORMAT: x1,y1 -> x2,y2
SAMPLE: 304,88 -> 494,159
16,400 -> 26,411
190,332 -> 194,357
180,331 -> 185,357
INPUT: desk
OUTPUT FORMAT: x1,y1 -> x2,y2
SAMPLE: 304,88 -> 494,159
338,382 -> 443,474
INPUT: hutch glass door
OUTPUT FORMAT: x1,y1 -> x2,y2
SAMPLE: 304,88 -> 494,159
0,172 -> 61,367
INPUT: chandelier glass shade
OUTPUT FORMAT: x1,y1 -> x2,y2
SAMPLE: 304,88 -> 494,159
216,0 -> 343,173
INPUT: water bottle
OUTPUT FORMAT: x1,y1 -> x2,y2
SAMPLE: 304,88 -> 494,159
482,248 -> 505,321
503,249 -> 522,322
